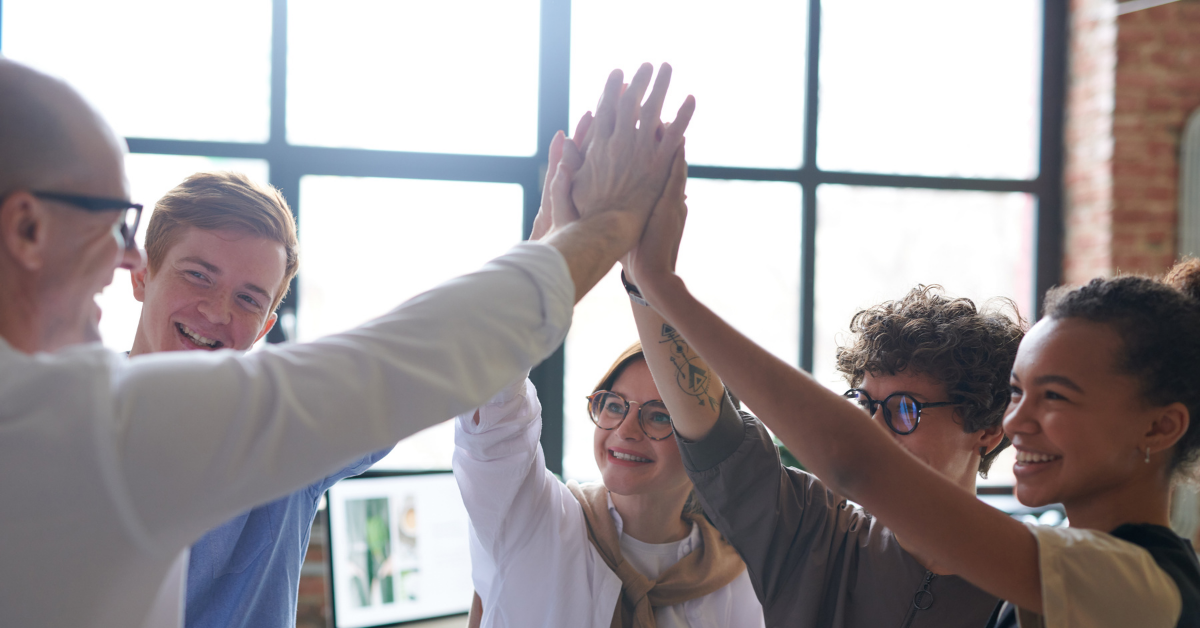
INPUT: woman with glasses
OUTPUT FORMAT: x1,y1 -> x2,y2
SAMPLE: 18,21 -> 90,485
626,155 -> 1200,627
625,277 -> 1022,628
453,340 -> 763,627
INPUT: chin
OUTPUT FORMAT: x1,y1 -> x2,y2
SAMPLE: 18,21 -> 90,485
1014,482 -> 1057,508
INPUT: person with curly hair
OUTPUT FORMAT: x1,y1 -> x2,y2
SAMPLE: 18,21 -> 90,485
626,271 -> 1023,626
623,164 -> 1200,627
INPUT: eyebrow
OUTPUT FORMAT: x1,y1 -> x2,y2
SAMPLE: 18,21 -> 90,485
177,256 -> 274,302
177,256 -> 220,274
1029,374 -> 1085,393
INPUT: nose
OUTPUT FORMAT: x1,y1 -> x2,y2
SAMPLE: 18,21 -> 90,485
1002,394 -> 1034,438
614,404 -> 645,441
119,245 -> 145,272
196,295 -> 232,325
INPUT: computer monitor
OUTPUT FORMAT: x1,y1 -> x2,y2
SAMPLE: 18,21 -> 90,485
326,471 -> 473,627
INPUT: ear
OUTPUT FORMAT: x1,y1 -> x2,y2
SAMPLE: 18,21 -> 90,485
976,423 -> 1006,456
1145,402 -> 1190,459
130,266 -> 149,302
0,191 -> 50,271
253,312 -> 278,345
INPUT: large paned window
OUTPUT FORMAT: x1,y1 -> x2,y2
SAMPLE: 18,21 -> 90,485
0,0 -> 1065,487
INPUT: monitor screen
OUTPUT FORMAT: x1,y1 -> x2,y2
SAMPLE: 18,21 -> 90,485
326,472 -> 473,627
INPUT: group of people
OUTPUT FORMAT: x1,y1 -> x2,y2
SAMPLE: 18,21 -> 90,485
1,55 -> 1199,628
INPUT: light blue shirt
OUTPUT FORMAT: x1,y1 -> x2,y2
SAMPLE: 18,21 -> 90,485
185,448 -> 393,628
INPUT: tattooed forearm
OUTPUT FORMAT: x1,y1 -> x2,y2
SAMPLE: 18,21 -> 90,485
660,323 -> 721,411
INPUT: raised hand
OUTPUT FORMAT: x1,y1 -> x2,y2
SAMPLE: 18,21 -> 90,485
529,112 -> 593,241
624,145 -> 688,291
570,63 -> 695,248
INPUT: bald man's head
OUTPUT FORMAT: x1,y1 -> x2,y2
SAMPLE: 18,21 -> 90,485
0,57 -> 127,198
0,58 -> 141,353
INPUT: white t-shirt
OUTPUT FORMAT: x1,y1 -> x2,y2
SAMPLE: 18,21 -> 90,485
620,527 -> 694,628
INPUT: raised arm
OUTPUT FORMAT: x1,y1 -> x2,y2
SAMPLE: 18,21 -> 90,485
631,197 -> 1043,612
620,148 -> 725,441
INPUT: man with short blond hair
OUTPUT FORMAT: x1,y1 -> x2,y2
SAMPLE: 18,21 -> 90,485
128,171 -> 392,628
131,171 -> 297,354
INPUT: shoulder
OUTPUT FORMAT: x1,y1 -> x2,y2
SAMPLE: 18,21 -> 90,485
1111,524 -> 1200,627
1031,523 -> 1185,628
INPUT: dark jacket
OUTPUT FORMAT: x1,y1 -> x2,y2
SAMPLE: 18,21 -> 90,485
679,395 -> 999,628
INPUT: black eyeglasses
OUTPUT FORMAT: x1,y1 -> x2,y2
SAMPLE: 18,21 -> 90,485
32,190 -> 143,249
843,388 -> 958,435
586,390 -> 675,441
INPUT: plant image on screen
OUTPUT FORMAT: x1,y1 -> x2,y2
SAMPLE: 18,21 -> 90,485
395,494 -> 420,602
346,497 -> 394,607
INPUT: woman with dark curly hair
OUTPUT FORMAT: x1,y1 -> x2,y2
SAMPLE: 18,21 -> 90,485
628,277 -> 1022,627
625,174 -> 1200,627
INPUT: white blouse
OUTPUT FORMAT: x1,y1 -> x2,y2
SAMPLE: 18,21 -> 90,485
454,378 -> 766,628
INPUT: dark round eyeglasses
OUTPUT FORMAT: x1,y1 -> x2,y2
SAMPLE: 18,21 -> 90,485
843,388 -> 958,435
32,190 -> 143,250
586,390 -> 675,441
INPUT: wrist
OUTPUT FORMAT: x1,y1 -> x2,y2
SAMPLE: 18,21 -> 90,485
620,269 -> 649,306
639,271 -> 685,308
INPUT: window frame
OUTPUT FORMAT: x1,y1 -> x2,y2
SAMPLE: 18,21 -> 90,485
0,0 -> 1067,477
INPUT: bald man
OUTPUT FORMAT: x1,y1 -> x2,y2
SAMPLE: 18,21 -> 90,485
0,57 -> 694,628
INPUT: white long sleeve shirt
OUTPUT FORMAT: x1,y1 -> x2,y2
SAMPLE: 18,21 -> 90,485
453,378 -> 765,628
0,242 -> 573,628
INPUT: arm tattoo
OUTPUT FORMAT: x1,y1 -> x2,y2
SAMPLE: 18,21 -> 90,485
660,323 -> 721,411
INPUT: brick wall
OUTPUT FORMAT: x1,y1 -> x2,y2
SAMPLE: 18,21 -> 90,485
1064,0 -> 1117,282
298,510 -> 331,628
1064,0 -> 1200,281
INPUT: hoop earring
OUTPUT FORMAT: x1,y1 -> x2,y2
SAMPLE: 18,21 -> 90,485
1145,447 -> 1151,464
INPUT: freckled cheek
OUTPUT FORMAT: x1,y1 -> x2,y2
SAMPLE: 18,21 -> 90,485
230,313 -> 269,348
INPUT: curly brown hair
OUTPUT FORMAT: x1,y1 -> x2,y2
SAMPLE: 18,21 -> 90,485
835,285 -> 1026,476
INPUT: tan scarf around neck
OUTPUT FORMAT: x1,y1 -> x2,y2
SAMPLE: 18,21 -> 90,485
567,481 -> 746,628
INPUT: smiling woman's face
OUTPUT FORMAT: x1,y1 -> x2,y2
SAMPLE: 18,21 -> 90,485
1004,317 -> 1163,509
131,227 -> 285,354
593,359 -> 692,498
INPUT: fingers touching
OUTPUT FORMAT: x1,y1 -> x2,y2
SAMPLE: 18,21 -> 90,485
661,94 -> 696,152
632,145 -> 689,281
639,63 -> 672,140
530,131 -> 566,241
550,140 -> 583,227
592,69 -> 625,142
615,63 -> 655,140
572,111 -> 593,151
662,144 -> 689,202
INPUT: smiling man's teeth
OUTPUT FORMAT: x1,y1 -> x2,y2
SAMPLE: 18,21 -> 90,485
611,450 -> 652,463
178,323 -> 218,348
1016,451 -> 1061,464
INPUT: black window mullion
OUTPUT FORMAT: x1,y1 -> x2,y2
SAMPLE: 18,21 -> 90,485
265,0 -> 294,343
1034,0 -> 1068,319
798,0 -> 822,373
530,0 -> 572,476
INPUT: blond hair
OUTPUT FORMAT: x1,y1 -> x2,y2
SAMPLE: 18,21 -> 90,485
145,171 -> 299,313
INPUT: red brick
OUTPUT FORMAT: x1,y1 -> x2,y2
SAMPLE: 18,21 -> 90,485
298,575 -> 326,597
